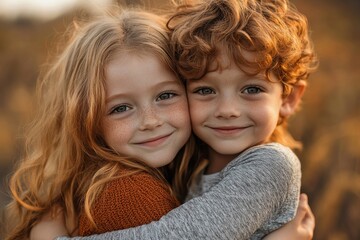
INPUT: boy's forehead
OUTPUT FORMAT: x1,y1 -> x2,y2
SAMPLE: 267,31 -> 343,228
210,45 -> 258,72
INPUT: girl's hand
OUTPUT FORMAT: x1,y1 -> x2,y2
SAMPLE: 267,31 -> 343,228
264,193 -> 315,240
30,206 -> 69,240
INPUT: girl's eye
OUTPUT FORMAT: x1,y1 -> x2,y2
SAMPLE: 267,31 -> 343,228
242,86 -> 263,94
194,87 -> 215,95
110,105 -> 131,114
157,92 -> 177,101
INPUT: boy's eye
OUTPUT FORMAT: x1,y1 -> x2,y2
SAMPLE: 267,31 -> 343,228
157,92 -> 177,101
242,86 -> 263,94
110,105 -> 131,114
194,87 -> 215,95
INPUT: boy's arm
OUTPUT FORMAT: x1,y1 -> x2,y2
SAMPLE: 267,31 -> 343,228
34,144 -> 300,239
264,194 -> 315,240
31,194 -> 314,240
30,194 -> 315,240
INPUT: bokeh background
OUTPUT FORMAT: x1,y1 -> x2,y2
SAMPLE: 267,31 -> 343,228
0,0 -> 359,239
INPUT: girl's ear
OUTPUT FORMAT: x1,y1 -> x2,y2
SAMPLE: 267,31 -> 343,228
280,80 -> 307,118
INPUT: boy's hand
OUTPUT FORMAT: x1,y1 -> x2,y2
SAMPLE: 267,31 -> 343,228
294,193 -> 315,239
30,206 -> 69,240
264,193 -> 315,240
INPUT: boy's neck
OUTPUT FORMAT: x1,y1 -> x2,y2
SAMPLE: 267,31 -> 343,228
205,148 -> 238,174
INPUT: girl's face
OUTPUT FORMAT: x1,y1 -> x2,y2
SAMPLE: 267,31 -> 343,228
101,52 -> 191,168
186,50 -> 289,162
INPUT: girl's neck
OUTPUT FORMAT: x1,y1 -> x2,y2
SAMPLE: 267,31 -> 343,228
205,148 -> 238,174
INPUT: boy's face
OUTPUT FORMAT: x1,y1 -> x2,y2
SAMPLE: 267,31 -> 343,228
101,52 -> 191,168
186,51 -> 288,160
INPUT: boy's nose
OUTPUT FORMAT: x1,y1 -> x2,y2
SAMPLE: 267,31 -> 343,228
139,107 -> 163,130
214,96 -> 241,119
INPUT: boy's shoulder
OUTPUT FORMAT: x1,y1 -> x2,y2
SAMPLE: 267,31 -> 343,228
242,142 -> 298,162
224,143 -> 301,174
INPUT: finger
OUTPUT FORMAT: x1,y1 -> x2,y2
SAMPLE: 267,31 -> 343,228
299,194 -> 315,239
302,205 -> 315,231
300,194 -> 315,224
293,193 -> 308,224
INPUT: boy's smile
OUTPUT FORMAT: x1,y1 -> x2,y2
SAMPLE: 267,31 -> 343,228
186,51 -> 288,166
208,125 -> 249,136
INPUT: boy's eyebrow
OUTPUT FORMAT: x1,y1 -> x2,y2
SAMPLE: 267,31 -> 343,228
186,72 -> 271,86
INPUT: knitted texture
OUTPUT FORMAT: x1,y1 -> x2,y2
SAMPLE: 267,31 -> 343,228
78,170 -> 180,236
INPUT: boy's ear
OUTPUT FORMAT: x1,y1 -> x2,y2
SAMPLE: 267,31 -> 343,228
280,80 -> 307,118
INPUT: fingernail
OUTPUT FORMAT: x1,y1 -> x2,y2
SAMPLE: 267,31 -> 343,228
300,193 -> 308,202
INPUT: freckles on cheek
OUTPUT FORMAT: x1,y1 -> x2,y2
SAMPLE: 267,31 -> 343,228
169,102 -> 191,126
102,119 -> 135,145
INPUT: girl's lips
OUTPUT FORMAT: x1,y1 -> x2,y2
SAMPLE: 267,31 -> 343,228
135,133 -> 172,147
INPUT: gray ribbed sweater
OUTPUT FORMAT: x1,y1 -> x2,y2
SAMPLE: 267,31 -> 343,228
58,143 -> 301,240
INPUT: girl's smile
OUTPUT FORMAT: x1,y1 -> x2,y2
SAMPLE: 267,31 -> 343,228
132,132 -> 174,147
102,51 -> 191,168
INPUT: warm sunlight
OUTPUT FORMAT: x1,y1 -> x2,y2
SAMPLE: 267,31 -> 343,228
0,0 -> 359,239
0,0 -> 112,20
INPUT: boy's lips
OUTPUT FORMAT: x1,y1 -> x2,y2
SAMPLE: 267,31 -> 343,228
208,126 -> 249,134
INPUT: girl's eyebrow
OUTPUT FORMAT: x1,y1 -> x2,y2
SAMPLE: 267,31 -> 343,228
105,80 -> 182,103
105,93 -> 128,104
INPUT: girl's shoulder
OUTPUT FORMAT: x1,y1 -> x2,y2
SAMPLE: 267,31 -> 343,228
105,169 -> 175,201
78,170 -> 180,235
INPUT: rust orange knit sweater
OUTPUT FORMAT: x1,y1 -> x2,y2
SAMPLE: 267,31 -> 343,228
78,169 -> 180,236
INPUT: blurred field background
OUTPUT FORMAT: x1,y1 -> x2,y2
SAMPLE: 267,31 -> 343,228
0,0 -> 359,239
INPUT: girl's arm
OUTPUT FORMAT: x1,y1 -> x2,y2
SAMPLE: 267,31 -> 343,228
30,206 -> 69,240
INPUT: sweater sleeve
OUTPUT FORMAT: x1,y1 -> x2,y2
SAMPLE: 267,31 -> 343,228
58,144 -> 301,240
78,171 -> 180,236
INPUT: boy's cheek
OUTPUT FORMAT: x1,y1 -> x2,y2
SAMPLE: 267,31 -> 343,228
188,99 -> 204,114
189,102 -> 208,128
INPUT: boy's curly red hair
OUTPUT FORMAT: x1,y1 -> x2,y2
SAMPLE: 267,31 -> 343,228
168,0 -> 318,149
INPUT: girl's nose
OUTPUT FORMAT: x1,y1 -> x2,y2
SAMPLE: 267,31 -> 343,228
139,106 -> 163,131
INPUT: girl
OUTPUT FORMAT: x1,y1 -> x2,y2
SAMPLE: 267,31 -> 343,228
3,9 -> 199,239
